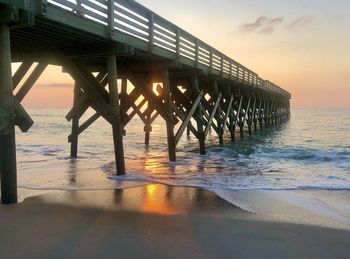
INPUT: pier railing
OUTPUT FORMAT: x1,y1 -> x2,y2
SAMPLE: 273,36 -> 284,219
46,0 -> 290,98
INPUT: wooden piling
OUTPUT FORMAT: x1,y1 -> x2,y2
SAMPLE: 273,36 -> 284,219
254,99 -> 261,132
186,122 -> 191,137
192,76 -> 206,155
248,98 -> 255,136
0,23 -> 17,204
265,100 -> 269,126
231,96 -> 242,142
144,102 -> 152,146
250,98 -> 256,135
272,100 -> 277,125
162,70 -> 176,161
241,97 -> 251,139
70,84 -> 80,158
229,115 -> 236,142
107,54 -> 126,175
213,81 -> 224,145
226,88 -> 235,143
260,99 -> 266,130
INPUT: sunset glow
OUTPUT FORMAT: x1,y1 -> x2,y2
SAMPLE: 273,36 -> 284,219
138,0 -> 350,108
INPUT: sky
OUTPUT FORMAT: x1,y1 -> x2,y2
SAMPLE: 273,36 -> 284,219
15,0 -> 350,109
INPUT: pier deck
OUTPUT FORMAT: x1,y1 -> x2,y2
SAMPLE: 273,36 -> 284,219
0,0 -> 290,203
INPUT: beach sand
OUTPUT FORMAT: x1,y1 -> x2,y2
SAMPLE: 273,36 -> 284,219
1,185 -> 350,259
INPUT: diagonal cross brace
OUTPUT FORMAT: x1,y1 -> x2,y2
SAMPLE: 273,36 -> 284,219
67,93 -> 149,143
0,99 -> 33,133
14,99 -> 33,132
175,90 -> 203,145
127,71 -> 177,124
171,102 -> 199,140
63,59 -> 119,126
204,93 -> 222,136
11,62 -> 47,132
235,96 -> 243,125
65,72 -> 107,122
15,63 -> 48,102
12,61 -> 33,90
67,86 -> 145,142
222,95 -> 234,131
200,98 -> 220,134
242,97 -> 251,126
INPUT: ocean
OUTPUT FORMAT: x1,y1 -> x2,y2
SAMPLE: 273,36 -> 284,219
13,108 -> 350,229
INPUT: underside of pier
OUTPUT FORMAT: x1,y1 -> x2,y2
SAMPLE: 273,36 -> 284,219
0,0 -> 291,203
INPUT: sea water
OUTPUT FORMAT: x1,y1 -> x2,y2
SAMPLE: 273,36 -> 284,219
10,108 -> 350,228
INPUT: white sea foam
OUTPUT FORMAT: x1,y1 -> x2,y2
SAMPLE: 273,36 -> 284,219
213,189 -> 350,230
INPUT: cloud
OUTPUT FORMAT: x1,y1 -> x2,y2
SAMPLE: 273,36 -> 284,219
238,16 -> 284,34
286,16 -> 314,31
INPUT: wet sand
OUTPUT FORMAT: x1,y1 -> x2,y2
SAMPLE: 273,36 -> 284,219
1,185 -> 350,259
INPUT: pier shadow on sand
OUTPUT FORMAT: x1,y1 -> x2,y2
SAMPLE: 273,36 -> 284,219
1,185 -> 350,259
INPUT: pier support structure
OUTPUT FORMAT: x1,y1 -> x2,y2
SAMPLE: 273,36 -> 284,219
0,0 -> 292,204
70,84 -> 80,158
0,23 -> 17,204
162,70 -> 176,162
144,102 -> 152,147
192,76 -> 206,155
107,55 -> 126,175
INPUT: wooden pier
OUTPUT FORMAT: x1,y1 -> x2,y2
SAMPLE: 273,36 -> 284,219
0,0 -> 291,204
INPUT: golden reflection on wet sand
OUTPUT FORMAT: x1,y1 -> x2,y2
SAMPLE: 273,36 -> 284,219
34,184 -> 232,217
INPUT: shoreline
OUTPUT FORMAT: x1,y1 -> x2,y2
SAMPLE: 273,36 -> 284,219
16,180 -> 350,230
1,185 -> 350,258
